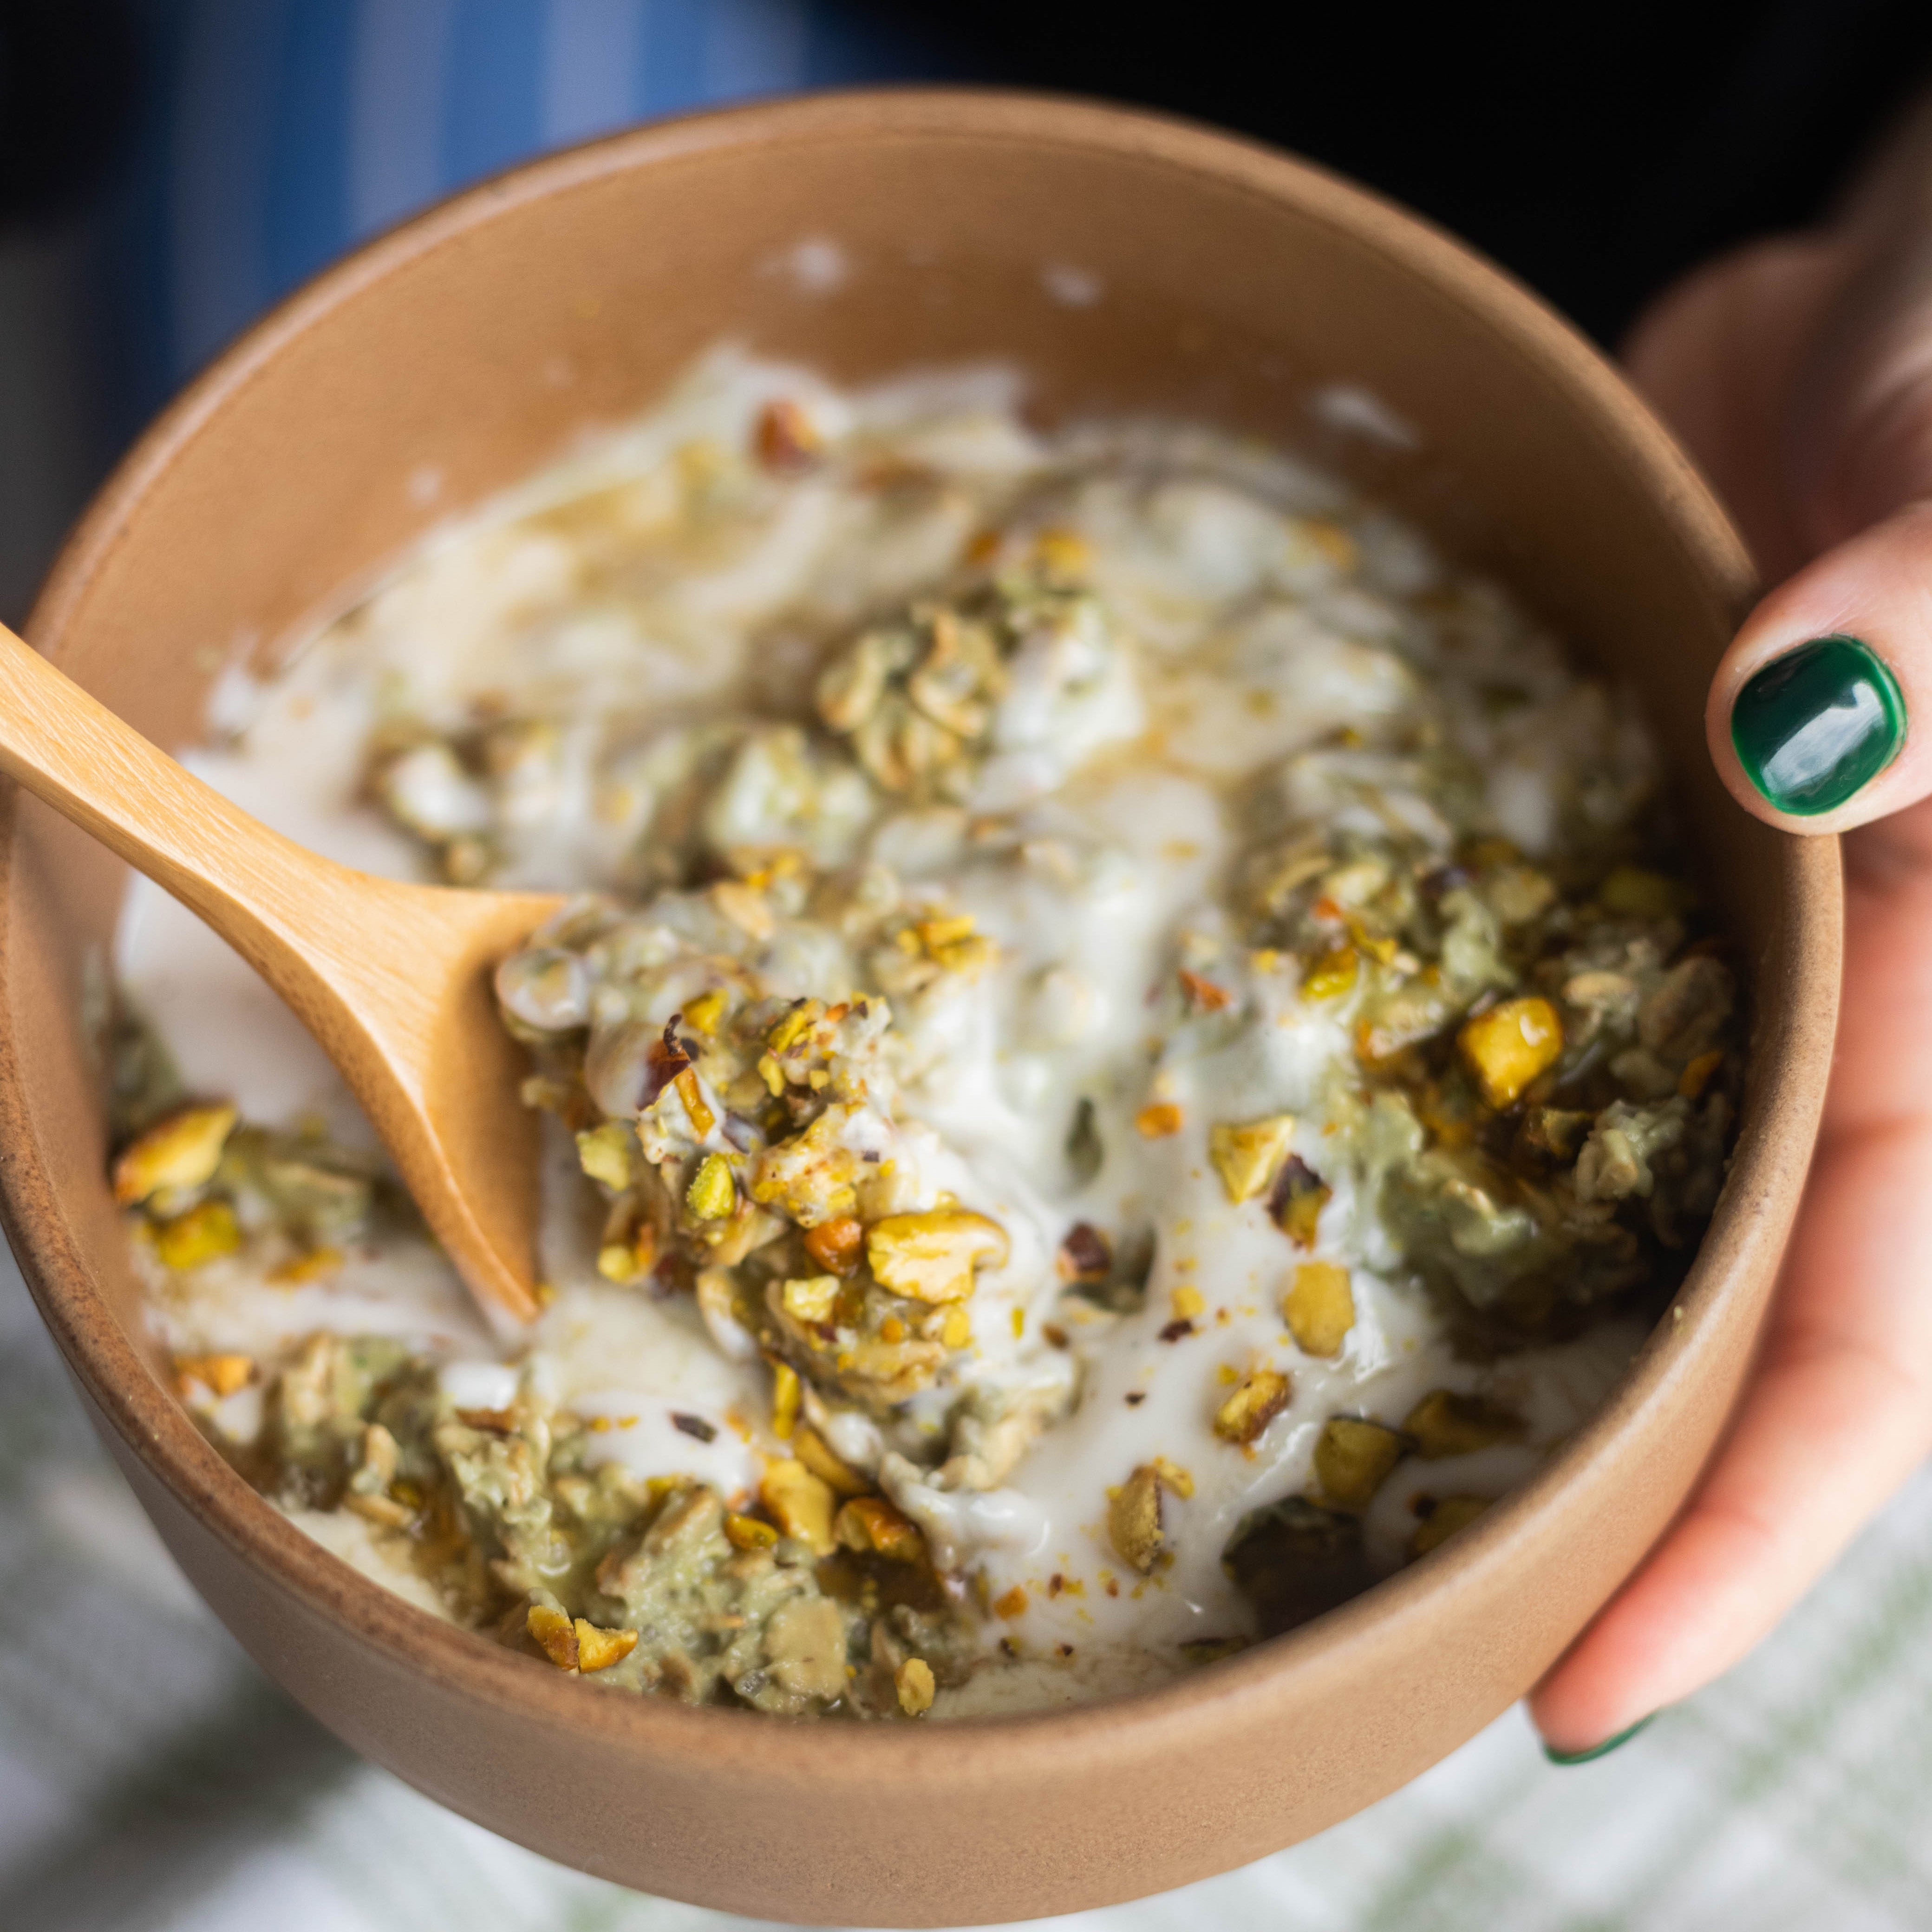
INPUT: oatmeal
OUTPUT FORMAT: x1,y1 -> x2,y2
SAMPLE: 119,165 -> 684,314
111,351 -> 1741,1718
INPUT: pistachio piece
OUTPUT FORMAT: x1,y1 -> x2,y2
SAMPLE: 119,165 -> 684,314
111,1103 -> 238,1206
1214,1369 -> 1292,1445
895,1656 -> 936,1717
1108,1461 -> 1186,1574
1282,1260 -> 1355,1358
1208,1114 -> 1295,1205
1457,996 -> 1564,1108
759,1458 -> 837,1553
686,1154 -> 737,1221
150,1200 -> 242,1270
1314,1417 -> 1405,1511
574,1120 -> 634,1192
1402,1390 -> 1525,1459
574,1619 -> 640,1673
526,1602 -> 579,1670
835,1495 -> 926,1564
1410,1494 -> 1490,1558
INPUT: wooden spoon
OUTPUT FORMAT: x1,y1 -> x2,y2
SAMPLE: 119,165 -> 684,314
0,623 -> 563,1325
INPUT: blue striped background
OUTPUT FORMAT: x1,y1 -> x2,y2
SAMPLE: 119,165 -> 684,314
115,0 -> 959,425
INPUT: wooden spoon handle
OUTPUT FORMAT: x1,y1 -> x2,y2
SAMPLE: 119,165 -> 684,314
0,623 -> 348,986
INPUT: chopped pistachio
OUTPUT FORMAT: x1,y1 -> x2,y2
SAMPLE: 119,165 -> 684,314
866,1208 -> 1009,1303
1214,1369 -> 1292,1445
1457,996 -> 1564,1108
574,1619 -> 640,1672
836,1495 -> 926,1564
1283,1261 -> 1355,1358
1402,1390 -> 1525,1459
1109,1463 -> 1167,1574
778,1275 -> 840,1323
724,1511 -> 779,1551
792,1425 -> 868,1497
803,1216 -> 864,1275
686,1153 -> 737,1220
769,1359 -> 802,1440
1208,1114 -> 1295,1205
895,1656 -> 937,1717
1302,943 -> 1358,1000
759,1458 -> 837,1553
150,1200 -> 242,1271
1135,1102 -> 1184,1138
1314,1417 -> 1406,1511
1410,1495 -> 1490,1558
680,988 -> 727,1036
574,1121 -> 634,1192
112,1103 -> 238,1206
675,1068 -> 716,1138
174,1351 -> 253,1399
527,1602 -> 579,1670
1269,1156 -> 1331,1249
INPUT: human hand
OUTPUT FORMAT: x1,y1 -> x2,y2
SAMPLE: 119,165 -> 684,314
1531,104 -> 1932,1757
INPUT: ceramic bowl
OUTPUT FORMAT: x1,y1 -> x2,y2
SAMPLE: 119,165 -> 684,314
2,91 -> 1838,1925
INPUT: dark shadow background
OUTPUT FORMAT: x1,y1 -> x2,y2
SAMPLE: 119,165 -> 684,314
5,0 -> 1931,623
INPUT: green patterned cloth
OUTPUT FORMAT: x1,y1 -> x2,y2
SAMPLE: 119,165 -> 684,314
0,1241 -> 1922,1932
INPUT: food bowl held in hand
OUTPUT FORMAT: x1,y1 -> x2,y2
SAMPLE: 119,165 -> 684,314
0,91 -> 1838,1926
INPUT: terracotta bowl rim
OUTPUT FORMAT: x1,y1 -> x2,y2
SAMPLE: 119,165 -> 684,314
4,86 -> 1839,1776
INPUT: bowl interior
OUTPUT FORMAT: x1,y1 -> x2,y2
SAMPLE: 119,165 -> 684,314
0,93 -> 1837,1924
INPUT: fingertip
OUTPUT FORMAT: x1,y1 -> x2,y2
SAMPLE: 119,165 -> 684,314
1707,507 -> 1929,833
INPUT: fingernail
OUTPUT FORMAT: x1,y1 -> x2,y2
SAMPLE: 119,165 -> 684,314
1542,1715 -> 1653,1766
1730,633 -> 1905,816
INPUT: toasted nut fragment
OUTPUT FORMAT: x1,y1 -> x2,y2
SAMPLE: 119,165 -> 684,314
1214,1369 -> 1292,1445
724,1511 -> 779,1550
940,1307 -> 973,1349
779,1274 -> 840,1323
1057,1222 -> 1111,1283
1109,1464 -> 1167,1574
574,1619 -> 640,1672
112,1103 -> 238,1206
1314,1417 -> 1406,1511
1457,997 -> 1564,1109
759,1458 -> 836,1553
835,1495 -> 927,1564
1402,1390 -> 1526,1459
1135,1101 -> 1184,1139
1302,943 -> 1358,1000
1269,1155 -> 1331,1249
1283,1261 -> 1355,1358
1149,1455 -> 1195,1500
866,1208 -> 1009,1303
574,1121 -> 633,1191
755,396 -> 823,471
675,1068 -> 716,1137
1208,1113 -> 1295,1204
769,1359 -> 802,1440
1410,1495 -> 1491,1558
992,1585 -> 1028,1619
151,1200 -> 243,1271
1171,1284 -> 1205,1320
895,1656 -> 937,1717
175,1351 -> 253,1399
1178,968 -> 1232,1011
267,1245 -> 344,1286
803,1216 -> 864,1275
527,1603 -> 579,1670
596,1230 -> 656,1284
686,1153 -> 737,1220
1679,1048 -> 1725,1099
793,1425 -> 868,1497
681,989 -> 728,1036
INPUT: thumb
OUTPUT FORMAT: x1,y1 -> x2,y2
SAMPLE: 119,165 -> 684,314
1708,233 -> 1932,835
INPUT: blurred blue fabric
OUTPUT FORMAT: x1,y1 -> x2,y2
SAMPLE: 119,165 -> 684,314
108,0 -> 959,431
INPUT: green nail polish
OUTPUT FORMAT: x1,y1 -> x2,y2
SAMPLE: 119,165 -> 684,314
1730,633 -> 1905,816
1542,1715 -> 1653,1765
